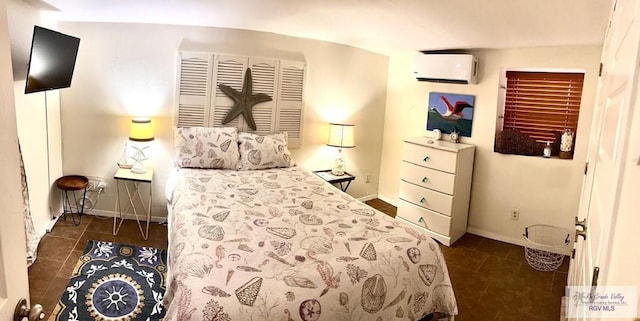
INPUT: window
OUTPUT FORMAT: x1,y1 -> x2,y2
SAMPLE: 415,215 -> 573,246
495,70 -> 585,157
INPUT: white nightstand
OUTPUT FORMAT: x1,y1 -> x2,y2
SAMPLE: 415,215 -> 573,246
113,168 -> 153,240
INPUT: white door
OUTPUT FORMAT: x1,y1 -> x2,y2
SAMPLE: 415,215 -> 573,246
0,0 -> 33,319
568,0 -> 640,317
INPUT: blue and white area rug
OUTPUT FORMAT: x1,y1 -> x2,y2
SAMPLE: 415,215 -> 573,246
49,240 -> 167,321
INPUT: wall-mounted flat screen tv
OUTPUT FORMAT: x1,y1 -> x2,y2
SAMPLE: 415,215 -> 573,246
24,26 -> 80,94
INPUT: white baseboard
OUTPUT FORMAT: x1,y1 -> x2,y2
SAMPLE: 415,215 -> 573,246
467,226 -> 572,255
357,194 -> 377,202
466,226 -> 527,247
45,215 -> 61,233
87,209 -> 167,224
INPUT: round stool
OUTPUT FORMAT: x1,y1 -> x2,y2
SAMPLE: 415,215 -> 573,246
55,175 -> 89,226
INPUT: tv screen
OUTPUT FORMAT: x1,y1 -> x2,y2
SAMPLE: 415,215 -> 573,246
24,26 -> 80,94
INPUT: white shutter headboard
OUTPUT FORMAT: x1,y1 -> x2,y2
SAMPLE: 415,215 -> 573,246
176,52 -> 212,127
175,51 -> 306,148
276,60 -> 305,147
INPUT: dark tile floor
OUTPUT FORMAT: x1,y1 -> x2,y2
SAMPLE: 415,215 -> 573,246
365,198 -> 398,217
28,215 -> 167,319
31,200 -> 567,321
365,198 -> 568,321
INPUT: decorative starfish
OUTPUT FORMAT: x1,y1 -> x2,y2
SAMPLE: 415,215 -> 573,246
219,68 -> 272,130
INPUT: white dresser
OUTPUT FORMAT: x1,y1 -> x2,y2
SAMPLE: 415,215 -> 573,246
397,137 -> 475,246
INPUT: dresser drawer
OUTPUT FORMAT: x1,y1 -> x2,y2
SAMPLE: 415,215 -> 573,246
399,180 -> 453,216
402,142 -> 457,173
400,161 -> 455,195
397,199 -> 451,237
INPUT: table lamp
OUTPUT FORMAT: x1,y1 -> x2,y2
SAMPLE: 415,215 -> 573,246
128,118 -> 154,174
327,123 -> 355,176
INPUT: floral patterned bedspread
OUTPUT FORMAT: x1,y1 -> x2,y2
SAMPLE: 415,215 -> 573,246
164,167 -> 457,321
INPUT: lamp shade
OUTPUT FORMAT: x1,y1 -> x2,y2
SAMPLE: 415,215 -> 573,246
129,119 -> 154,142
327,123 -> 355,148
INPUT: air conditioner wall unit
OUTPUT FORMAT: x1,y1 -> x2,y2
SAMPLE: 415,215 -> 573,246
414,53 -> 478,84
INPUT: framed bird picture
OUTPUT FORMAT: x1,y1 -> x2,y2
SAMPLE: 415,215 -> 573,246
426,92 -> 475,137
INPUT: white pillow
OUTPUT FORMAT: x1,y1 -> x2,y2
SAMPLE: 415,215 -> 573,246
174,127 -> 240,169
238,132 -> 293,170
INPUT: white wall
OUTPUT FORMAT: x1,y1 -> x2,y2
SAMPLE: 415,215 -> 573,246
57,22 -> 389,218
7,0 -> 63,235
12,87 -> 62,235
379,46 -> 601,245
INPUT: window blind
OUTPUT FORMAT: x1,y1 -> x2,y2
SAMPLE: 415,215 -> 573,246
503,71 -> 584,143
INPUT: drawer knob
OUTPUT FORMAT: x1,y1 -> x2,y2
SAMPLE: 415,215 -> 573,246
421,177 -> 428,183
418,217 -> 424,223
423,156 -> 430,161
419,197 -> 426,203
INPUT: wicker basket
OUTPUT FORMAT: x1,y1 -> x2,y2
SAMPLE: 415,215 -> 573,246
523,224 -> 571,272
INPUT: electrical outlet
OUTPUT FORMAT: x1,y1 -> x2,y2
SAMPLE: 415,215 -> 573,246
87,177 -> 106,192
511,208 -> 520,220
365,173 -> 371,183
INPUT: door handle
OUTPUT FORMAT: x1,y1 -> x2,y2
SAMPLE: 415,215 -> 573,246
14,298 -> 44,321
575,216 -> 587,230
575,216 -> 587,240
576,229 -> 587,240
